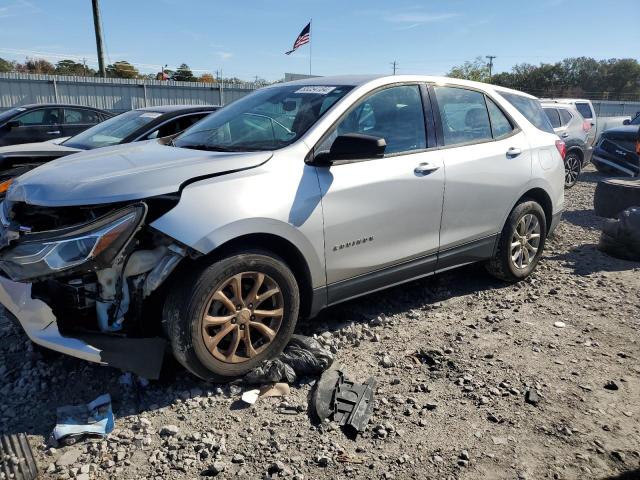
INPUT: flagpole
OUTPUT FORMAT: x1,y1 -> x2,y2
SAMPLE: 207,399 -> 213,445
309,19 -> 312,76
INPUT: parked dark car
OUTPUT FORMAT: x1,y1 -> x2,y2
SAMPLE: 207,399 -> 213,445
0,105 -> 219,184
0,104 -> 112,146
542,102 -> 591,188
592,112 -> 640,177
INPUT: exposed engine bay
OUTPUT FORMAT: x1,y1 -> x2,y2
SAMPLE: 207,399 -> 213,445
0,195 -> 193,337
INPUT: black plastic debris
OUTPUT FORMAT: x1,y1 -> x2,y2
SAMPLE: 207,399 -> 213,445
243,335 -> 334,384
312,367 -> 377,438
0,433 -> 38,480
598,207 -> 640,262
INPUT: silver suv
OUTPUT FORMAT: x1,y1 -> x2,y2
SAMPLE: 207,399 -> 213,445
542,102 -> 592,188
0,76 -> 565,381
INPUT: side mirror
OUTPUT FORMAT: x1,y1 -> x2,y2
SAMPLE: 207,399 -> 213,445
6,120 -> 20,130
623,119 -> 631,125
313,133 -> 386,165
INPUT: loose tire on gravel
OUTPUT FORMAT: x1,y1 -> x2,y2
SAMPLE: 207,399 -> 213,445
163,250 -> 300,382
594,178 -> 640,218
564,151 -> 582,189
486,200 -> 547,282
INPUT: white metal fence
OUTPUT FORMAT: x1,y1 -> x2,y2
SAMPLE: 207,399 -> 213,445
0,72 -> 260,112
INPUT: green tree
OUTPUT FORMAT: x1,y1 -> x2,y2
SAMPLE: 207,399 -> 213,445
106,61 -> 139,79
447,56 -> 490,83
0,57 -> 14,73
55,59 -> 94,76
172,63 -> 195,82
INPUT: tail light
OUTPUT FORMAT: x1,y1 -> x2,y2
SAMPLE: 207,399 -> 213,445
636,139 -> 640,156
555,140 -> 566,159
582,120 -> 592,132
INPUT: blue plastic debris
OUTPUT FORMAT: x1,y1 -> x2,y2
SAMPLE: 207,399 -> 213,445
52,394 -> 115,445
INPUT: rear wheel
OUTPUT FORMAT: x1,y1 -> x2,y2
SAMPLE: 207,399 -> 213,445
486,200 -> 547,282
163,250 -> 300,382
564,151 -> 581,188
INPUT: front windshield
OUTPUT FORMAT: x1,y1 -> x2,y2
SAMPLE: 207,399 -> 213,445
63,110 -> 162,149
0,107 -> 24,124
173,84 -> 354,151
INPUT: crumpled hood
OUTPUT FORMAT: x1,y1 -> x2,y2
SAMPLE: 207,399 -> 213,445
7,140 -> 272,207
0,140 -> 80,158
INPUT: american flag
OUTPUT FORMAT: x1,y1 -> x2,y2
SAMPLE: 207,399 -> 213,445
285,22 -> 311,55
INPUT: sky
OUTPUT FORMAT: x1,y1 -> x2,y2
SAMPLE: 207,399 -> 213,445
0,0 -> 638,81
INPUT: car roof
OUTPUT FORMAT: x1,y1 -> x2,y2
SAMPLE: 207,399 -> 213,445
275,74 -> 539,99
12,103 -> 111,112
137,104 -> 219,114
540,98 -> 593,104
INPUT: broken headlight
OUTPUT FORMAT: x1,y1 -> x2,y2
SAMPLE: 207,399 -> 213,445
0,204 -> 146,281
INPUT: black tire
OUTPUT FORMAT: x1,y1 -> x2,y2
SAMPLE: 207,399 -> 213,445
163,250 -> 300,382
594,178 -> 640,218
486,200 -> 547,282
564,151 -> 582,189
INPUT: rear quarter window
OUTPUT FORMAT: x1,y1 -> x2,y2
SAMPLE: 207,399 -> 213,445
500,92 -> 555,134
558,109 -> 573,126
575,102 -> 593,119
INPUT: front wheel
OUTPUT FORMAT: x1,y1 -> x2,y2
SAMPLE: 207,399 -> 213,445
163,250 -> 300,382
564,152 -> 581,188
486,200 -> 547,282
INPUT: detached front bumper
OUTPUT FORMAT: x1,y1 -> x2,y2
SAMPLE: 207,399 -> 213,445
0,276 -> 103,362
0,276 -> 167,378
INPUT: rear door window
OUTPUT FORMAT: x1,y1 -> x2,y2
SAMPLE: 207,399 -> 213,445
544,108 -> 561,129
433,86 -> 493,146
499,92 -> 554,134
575,102 -> 593,119
558,109 -> 573,126
64,108 -> 101,124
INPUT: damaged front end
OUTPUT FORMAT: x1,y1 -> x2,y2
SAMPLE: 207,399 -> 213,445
0,196 -> 190,376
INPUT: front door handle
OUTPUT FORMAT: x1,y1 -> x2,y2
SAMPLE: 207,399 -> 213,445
414,162 -> 440,175
46,130 -> 61,135
561,133 -> 569,138
506,147 -> 522,158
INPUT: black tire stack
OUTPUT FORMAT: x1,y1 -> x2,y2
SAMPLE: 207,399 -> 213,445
594,178 -> 640,218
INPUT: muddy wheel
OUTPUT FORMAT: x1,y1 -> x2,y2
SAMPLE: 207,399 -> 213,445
163,250 -> 299,382
486,200 -> 547,282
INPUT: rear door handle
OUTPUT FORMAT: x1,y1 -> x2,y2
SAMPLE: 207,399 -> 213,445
46,130 -> 61,135
414,162 -> 440,175
506,147 -> 522,158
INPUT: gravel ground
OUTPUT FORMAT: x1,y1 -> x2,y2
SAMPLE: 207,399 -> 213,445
1,166 -> 639,480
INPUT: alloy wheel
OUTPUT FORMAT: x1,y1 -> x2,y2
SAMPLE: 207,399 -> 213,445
510,213 -> 541,269
201,271 -> 284,363
564,154 -> 580,187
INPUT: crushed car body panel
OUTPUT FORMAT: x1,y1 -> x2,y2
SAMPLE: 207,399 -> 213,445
6,140 -> 272,207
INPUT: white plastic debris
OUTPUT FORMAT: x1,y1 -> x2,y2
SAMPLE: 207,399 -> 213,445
241,389 -> 260,405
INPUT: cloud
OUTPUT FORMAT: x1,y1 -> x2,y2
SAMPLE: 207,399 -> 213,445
217,51 -> 233,60
0,0 -> 43,18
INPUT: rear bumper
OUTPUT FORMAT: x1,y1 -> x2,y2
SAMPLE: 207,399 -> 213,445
0,277 -> 103,362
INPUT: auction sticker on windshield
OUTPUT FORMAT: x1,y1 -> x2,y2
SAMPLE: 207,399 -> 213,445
294,86 -> 336,95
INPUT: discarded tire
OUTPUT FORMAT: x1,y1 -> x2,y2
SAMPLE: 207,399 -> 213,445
594,178 -> 640,218
0,434 -> 38,480
598,207 -> 640,262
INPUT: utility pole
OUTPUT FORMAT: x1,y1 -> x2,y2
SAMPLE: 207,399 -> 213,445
486,55 -> 496,82
91,0 -> 106,77
391,61 -> 398,75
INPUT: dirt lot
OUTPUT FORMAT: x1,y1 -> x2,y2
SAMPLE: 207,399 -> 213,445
1,166 -> 639,480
